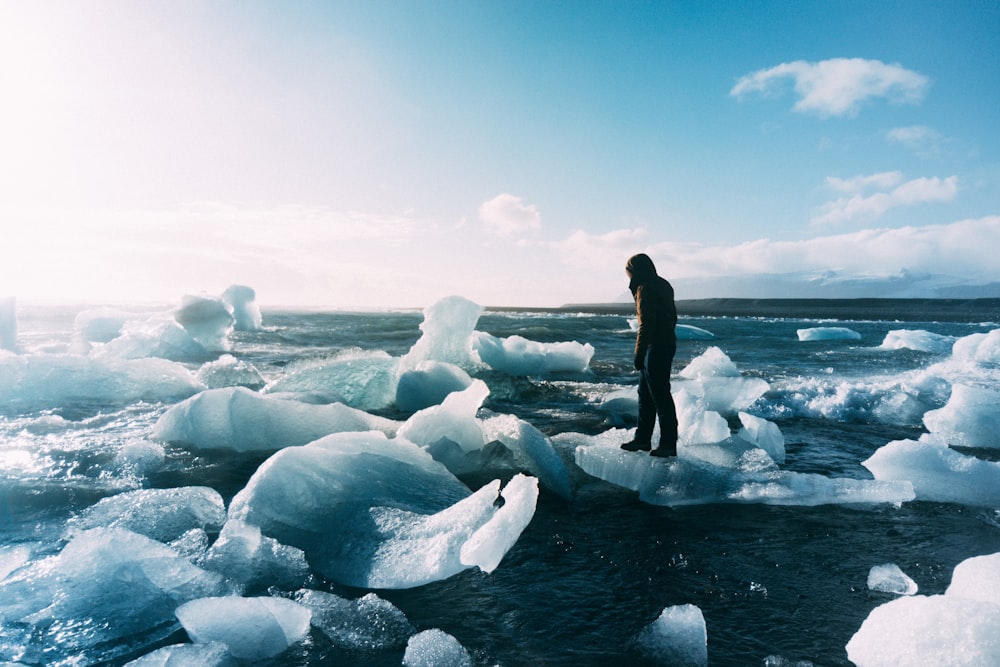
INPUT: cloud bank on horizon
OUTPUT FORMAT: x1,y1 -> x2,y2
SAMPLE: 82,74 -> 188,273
1,2 -> 998,308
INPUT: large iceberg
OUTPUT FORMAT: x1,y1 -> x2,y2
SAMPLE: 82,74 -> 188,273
227,431 -> 539,588
153,386 -> 399,451
847,552 -> 1000,666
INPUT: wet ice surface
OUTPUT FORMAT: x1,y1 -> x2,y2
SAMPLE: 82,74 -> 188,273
1,295 -> 1000,665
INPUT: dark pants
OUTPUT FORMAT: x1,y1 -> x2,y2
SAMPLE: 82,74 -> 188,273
636,344 -> 678,448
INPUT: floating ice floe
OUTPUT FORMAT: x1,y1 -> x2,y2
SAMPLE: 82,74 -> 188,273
396,360 -> 474,412
570,426 -> 914,507
797,326 -> 862,341
862,436 -> 1000,506
0,527 -> 234,664
847,552 -> 1000,666
66,486 -> 227,542
153,386 -> 399,451
879,329 -> 956,354
403,629 -> 473,667
397,380 -> 573,498
175,596 -> 311,660
868,563 -> 918,595
922,384 -> 1000,449
227,431 -> 539,588
675,347 -> 769,416
633,604 -> 708,667
265,349 -> 398,409
294,588 -> 414,651
472,331 -> 595,375
0,352 -> 202,412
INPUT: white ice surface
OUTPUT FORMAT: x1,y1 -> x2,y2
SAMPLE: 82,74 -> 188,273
395,360 -> 473,412
175,596 -> 311,660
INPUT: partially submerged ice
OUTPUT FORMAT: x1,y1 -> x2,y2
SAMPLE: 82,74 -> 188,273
175,596 -> 311,660
472,331 -> 594,375
570,423 -> 913,507
293,589 -> 414,652
403,628 -> 473,667
868,563 -> 918,596
847,552 -> 1000,666
862,436 -> 1000,507
633,604 -> 708,667
0,528 -> 233,664
66,486 -> 227,542
227,431 -> 539,588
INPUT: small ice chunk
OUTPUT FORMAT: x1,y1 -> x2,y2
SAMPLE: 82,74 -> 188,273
67,487 -> 226,542
634,604 -> 708,667
124,640 -> 234,666
867,563 -> 918,595
797,327 -> 861,341
195,354 -> 266,390
397,380 -> 489,455
294,589 -> 414,651
460,474 -> 540,572
114,438 -> 166,475
175,596 -> 311,660
203,520 -> 309,592
265,350 -> 399,410
676,348 -> 769,415
737,412 -> 786,464
402,629 -> 473,667
481,413 -> 573,499
396,360 -> 473,412
221,284 -> 262,331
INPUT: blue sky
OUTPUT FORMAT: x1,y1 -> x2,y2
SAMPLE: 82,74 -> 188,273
2,1 -> 999,307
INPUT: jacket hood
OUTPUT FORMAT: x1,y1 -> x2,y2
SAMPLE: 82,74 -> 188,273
626,253 -> 658,294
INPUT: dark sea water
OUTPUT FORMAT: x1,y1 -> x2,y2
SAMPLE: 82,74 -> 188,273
2,299 -> 1000,666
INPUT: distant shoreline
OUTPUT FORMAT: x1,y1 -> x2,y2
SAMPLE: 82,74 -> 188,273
488,298 -> 1000,323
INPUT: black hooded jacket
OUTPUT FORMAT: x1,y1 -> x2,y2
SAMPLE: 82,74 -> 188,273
626,254 -> 677,359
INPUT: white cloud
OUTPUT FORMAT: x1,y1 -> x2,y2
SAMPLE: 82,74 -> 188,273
478,194 -> 542,237
885,125 -> 945,158
812,174 -> 958,226
731,58 -> 929,117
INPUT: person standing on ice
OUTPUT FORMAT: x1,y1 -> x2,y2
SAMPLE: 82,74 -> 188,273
621,253 -> 678,457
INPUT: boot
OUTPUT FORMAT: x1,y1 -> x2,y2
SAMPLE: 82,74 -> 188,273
650,444 -> 677,458
621,439 -> 652,452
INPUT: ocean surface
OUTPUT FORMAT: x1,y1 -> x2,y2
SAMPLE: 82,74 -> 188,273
2,297 -> 1000,666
